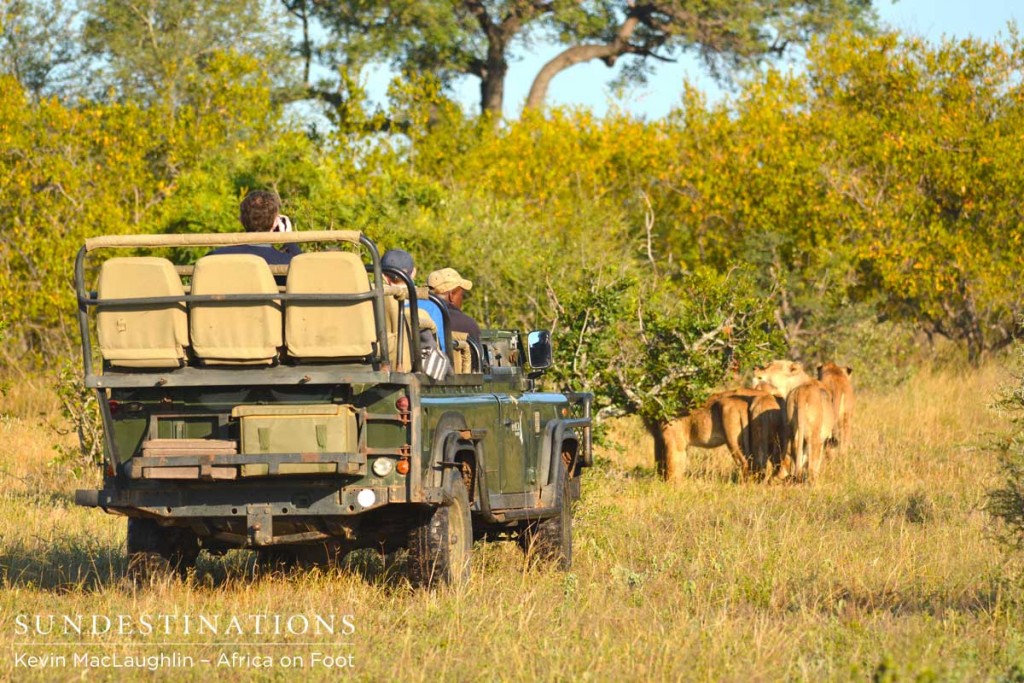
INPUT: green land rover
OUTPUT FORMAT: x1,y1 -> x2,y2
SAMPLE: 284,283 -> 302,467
72,230 -> 591,586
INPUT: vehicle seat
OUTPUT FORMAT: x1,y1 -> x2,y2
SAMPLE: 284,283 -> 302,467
285,251 -> 375,361
385,295 -> 414,372
450,331 -> 481,374
96,257 -> 188,368
189,254 -> 282,365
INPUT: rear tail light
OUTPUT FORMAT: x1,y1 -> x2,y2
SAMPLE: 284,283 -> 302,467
372,458 -> 394,477
396,458 -> 410,476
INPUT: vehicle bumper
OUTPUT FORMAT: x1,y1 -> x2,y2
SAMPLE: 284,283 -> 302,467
74,480 -> 418,517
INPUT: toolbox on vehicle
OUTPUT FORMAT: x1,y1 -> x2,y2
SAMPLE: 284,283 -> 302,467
231,404 -> 358,455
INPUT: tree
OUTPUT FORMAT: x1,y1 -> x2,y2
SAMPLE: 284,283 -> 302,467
549,266 -> 784,476
807,31 -> 1024,364
0,0 -> 82,100
296,0 -> 877,116
526,0 -> 875,109
81,0 -> 293,108
641,30 -> 1024,366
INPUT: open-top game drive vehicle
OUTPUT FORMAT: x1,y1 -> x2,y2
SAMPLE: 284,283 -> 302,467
72,230 -> 591,586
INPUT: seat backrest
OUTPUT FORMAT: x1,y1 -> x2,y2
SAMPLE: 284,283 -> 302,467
189,254 -> 281,365
450,331 -> 474,374
97,257 -> 188,368
285,251 -> 375,361
385,294 -> 413,372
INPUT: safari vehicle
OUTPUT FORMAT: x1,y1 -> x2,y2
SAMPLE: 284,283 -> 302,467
72,230 -> 592,586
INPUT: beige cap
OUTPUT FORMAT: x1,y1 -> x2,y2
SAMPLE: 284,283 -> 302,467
427,267 -> 473,294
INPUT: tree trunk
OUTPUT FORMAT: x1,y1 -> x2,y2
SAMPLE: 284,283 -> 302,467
957,275 -> 986,367
525,15 -> 640,110
479,57 -> 507,116
465,0 -> 525,117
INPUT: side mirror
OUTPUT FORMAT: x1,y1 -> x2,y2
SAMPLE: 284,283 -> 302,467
526,330 -> 552,375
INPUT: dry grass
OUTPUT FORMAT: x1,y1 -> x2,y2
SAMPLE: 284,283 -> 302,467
0,363 -> 1021,681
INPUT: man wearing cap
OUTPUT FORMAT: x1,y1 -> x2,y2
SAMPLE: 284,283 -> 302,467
427,267 -> 481,344
381,249 -> 447,352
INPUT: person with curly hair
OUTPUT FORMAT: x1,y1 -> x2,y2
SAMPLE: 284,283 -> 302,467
212,190 -> 300,266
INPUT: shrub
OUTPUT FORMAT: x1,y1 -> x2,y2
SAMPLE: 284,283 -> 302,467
988,348 -> 1024,549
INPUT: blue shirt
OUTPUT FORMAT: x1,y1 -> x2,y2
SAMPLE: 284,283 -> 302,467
412,298 -> 447,351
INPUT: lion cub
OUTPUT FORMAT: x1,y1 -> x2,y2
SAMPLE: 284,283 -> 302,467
748,382 -> 785,476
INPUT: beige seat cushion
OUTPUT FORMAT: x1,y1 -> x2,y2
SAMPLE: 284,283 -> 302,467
190,254 -> 281,365
450,331 -> 473,374
385,294 -> 414,372
97,257 -> 188,368
285,252 -> 375,360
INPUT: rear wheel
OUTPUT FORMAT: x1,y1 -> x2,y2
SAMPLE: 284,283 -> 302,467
520,458 -> 574,570
407,469 -> 472,588
126,517 -> 199,581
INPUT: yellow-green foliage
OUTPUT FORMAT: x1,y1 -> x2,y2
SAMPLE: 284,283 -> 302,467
405,31 -> 1024,363
3,30 -> 1024,368
0,364 -> 1017,681
0,50 -> 289,360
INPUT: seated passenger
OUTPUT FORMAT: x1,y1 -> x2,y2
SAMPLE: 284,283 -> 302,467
427,267 -> 480,345
381,249 -> 447,352
210,191 -> 300,278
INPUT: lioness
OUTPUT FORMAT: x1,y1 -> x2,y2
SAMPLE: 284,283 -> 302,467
707,386 -> 782,478
752,361 -> 835,482
749,382 -> 785,476
817,362 -> 854,457
662,393 -> 752,482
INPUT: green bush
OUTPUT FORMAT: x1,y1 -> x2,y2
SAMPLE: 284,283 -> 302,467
988,348 -> 1024,549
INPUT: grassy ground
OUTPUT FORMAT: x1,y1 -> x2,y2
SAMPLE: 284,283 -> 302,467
0,364 -> 1021,681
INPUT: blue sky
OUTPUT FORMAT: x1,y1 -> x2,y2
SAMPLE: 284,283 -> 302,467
425,0 -> 1021,119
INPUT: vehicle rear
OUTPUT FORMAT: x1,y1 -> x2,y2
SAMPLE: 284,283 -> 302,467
73,230 -> 592,585
74,231 -> 429,573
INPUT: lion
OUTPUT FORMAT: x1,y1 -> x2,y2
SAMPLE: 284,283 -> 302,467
748,382 -> 785,477
817,362 -> 854,457
662,393 -> 752,482
752,361 -> 835,482
706,385 -> 783,478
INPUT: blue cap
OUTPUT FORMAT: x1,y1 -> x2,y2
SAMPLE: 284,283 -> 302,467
381,249 -> 415,276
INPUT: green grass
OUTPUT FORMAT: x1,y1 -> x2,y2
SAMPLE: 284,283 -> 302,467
0,364 -> 1022,681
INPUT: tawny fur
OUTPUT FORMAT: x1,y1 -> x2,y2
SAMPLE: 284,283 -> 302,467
748,383 -> 785,476
708,385 -> 784,478
752,360 -> 836,482
817,362 -> 855,457
662,394 -> 752,482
